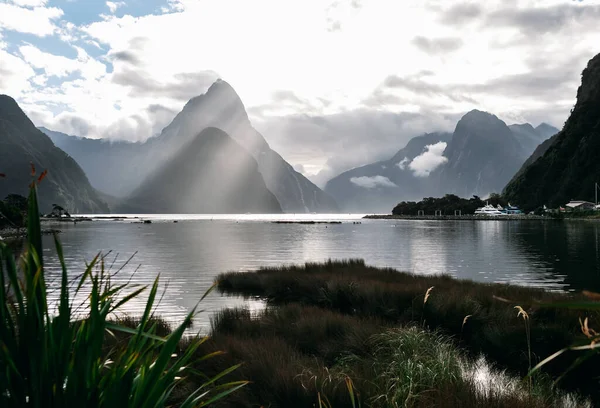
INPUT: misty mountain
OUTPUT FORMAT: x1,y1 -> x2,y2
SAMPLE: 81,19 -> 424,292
0,95 -> 108,214
39,127 -> 141,198
42,80 -> 338,213
503,52 -> 600,210
435,110 -> 531,198
325,109 -> 557,213
509,123 -> 559,156
117,128 -> 282,213
325,132 -> 452,213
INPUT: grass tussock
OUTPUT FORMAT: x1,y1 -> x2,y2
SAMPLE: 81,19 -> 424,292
217,259 -> 600,404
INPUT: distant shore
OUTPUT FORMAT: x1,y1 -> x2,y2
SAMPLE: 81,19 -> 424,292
363,214 -> 547,221
0,227 -> 61,240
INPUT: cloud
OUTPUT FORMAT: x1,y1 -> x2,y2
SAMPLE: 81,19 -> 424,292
106,1 -> 125,14
0,3 -> 63,36
111,50 -> 140,64
438,2 -> 483,25
8,0 -> 48,7
272,90 -> 305,105
412,36 -> 463,54
396,157 -> 409,170
380,74 -> 478,104
350,175 -> 397,189
408,142 -> 448,177
0,49 -> 35,97
293,163 -> 305,174
487,3 -> 600,36
19,45 -> 106,80
112,68 -> 219,101
48,103 -> 178,141
255,108 -> 458,187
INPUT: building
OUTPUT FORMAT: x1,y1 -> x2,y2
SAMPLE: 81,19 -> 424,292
565,200 -> 596,211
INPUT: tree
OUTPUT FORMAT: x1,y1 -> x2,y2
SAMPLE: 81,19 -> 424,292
4,194 -> 27,212
50,204 -> 71,218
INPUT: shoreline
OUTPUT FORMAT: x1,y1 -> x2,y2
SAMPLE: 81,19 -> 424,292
363,214 -> 548,221
0,227 -> 61,240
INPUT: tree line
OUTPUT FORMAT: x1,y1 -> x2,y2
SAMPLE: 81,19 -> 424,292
392,193 -> 508,215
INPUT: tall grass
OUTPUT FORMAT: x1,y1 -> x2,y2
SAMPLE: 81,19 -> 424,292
217,259 -> 600,403
201,303 -> 589,407
0,181 -> 245,407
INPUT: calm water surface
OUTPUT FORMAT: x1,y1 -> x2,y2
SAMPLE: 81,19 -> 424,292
39,215 -> 600,331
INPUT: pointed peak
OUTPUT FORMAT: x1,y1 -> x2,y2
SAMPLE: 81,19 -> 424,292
462,109 -> 495,119
182,78 -> 245,113
457,110 -> 505,128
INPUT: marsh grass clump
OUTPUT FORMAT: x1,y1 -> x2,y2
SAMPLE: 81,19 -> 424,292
198,305 -> 589,408
217,259 -> 600,403
0,181 -> 245,407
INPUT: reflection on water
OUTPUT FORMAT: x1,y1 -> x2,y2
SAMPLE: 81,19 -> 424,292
40,216 -> 600,330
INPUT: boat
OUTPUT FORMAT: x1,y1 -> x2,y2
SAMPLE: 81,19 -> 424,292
474,204 -> 506,216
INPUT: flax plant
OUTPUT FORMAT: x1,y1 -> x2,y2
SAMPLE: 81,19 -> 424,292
0,178 -> 245,407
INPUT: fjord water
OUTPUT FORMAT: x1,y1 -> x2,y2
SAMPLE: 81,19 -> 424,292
41,215 -> 600,330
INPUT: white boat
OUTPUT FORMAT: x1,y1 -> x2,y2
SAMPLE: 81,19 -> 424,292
474,204 -> 506,216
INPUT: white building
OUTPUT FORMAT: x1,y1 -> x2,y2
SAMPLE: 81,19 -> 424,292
565,200 -> 596,211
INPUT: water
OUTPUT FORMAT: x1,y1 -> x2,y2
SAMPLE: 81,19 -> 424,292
38,215 -> 600,331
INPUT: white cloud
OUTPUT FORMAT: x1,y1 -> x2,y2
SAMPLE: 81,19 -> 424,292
350,175 -> 397,189
408,142 -> 448,177
9,0 -> 48,7
0,3 -> 63,36
106,1 -> 125,14
0,49 -> 35,97
396,157 -> 410,170
19,44 -> 107,80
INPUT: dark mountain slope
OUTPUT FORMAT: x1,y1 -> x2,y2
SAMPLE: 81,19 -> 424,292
503,53 -> 600,210
0,95 -> 108,214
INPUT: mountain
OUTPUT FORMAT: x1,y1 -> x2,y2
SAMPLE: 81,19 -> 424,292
118,128 -> 282,213
535,123 -> 560,140
436,110 -> 527,198
0,95 -> 108,214
42,79 -> 338,213
325,110 -> 556,213
509,123 -> 558,156
503,52 -> 600,210
325,132 -> 452,213
38,127 -> 141,198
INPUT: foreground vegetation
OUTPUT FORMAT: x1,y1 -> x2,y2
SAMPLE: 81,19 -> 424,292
216,260 -> 600,406
0,180 -> 243,407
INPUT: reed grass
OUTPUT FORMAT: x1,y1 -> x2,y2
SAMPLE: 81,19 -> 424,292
191,304 -> 589,407
217,259 -> 600,403
0,181 -> 245,407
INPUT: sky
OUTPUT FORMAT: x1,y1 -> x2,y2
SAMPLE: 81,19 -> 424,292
1,0 -> 599,186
